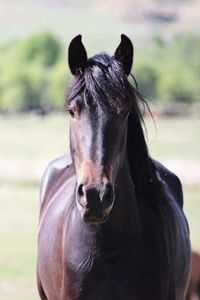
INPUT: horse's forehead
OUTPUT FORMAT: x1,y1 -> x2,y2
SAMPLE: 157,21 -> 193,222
73,92 -> 114,117
87,103 -> 120,120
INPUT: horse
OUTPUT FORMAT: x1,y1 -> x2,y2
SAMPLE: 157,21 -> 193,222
186,251 -> 200,300
37,34 -> 191,300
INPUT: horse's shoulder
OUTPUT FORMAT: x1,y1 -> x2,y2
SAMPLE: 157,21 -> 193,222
40,155 -> 75,210
153,160 -> 183,209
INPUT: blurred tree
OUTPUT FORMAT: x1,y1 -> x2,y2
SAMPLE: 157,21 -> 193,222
157,64 -> 200,103
0,32 -> 65,112
134,60 -> 159,99
49,61 -> 71,109
21,32 -> 61,67
0,64 -> 47,112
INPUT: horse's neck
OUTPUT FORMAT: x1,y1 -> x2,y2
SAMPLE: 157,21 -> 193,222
115,157 -> 140,224
95,157 -> 141,247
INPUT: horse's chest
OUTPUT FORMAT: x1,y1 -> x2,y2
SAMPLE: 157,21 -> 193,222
80,268 -> 134,300
64,253 -> 139,300
64,248 -> 170,300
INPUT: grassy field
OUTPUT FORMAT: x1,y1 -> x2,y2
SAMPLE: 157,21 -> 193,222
0,181 -> 38,300
0,114 -> 199,300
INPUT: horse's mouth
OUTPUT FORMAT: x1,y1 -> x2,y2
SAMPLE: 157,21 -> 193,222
83,212 -> 109,224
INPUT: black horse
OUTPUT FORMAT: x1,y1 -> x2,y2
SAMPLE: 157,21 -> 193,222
37,34 -> 191,300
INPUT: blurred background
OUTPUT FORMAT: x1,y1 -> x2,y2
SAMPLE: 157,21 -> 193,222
0,0 -> 199,299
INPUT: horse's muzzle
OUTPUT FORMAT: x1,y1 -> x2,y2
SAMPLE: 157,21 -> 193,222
76,182 -> 114,224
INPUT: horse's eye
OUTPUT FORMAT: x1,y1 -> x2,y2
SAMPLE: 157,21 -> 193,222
68,109 -> 75,118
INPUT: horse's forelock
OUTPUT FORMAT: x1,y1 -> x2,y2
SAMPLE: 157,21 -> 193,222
66,53 -> 137,113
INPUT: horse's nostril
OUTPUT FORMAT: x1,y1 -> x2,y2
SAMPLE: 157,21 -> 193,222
78,184 -> 84,197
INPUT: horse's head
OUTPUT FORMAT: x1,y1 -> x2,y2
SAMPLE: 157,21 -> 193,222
66,35 -> 134,224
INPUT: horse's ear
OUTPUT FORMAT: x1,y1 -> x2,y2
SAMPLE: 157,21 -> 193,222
68,35 -> 88,76
114,34 -> 134,76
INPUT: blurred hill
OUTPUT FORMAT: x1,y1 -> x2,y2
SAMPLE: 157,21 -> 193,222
0,0 -> 200,51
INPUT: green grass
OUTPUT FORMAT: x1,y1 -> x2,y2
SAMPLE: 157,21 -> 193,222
0,114 -> 199,299
0,113 -> 69,182
184,185 -> 200,250
145,116 -> 200,160
0,181 -> 38,300
0,113 -> 68,161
